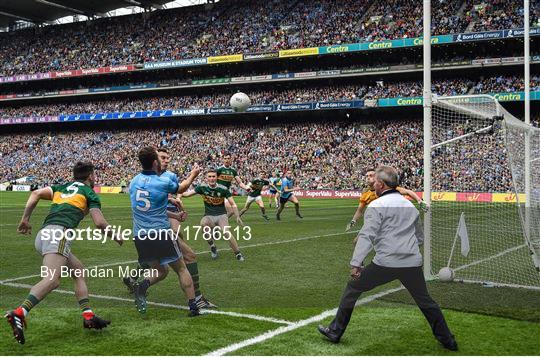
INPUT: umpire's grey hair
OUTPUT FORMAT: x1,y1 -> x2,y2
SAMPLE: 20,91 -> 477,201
375,166 -> 399,189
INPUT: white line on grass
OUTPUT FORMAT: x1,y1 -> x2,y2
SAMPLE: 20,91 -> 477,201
453,244 -> 526,272
204,286 -> 405,356
0,230 -> 358,284
0,281 -> 294,326
205,242 -> 539,355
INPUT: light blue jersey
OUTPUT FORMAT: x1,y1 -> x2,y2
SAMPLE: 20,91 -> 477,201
280,177 -> 293,199
129,170 -> 178,236
269,177 -> 278,193
160,170 -> 179,208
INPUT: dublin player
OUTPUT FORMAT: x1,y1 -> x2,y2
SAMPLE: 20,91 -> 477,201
182,169 -> 245,261
123,148 -> 216,309
239,172 -> 279,221
268,172 -> 282,208
276,170 -> 303,221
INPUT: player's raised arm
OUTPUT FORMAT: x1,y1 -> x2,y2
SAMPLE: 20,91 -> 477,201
396,186 -> 428,211
17,187 -> 53,235
178,163 -> 201,193
234,175 -> 250,191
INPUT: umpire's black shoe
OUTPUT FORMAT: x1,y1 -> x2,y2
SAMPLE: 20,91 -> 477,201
440,336 -> 458,351
317,325 -> 341,343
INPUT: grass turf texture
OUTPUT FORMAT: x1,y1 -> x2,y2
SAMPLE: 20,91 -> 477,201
0,192 -> 538,355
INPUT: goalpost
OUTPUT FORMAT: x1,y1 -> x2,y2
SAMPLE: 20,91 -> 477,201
425,95 -> 540,290
422,0 -> 539,290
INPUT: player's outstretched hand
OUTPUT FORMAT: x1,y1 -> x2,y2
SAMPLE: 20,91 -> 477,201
17,220 -> 31,235
419,200 -> 429,212
190,163 -> 201,177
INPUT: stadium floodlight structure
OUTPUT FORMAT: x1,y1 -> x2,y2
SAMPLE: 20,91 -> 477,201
422,0 -> 539,290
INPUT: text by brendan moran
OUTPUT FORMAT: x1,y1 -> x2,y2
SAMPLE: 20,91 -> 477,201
40,265 -> 159,280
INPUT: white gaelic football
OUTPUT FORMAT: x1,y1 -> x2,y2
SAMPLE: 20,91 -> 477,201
438,267 -> 455,282
230,92 -> 251,112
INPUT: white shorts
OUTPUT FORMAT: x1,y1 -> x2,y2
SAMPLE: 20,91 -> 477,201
202,214 -> 228,227
35,225 -> 72,258
246,195 -> 263,204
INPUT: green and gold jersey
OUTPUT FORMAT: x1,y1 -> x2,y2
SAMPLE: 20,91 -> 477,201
195,183 -> 232,216
249,179 -> 270,197
42,182 -> 101,229
216,166 -> 238,189
274,177 -> 282,191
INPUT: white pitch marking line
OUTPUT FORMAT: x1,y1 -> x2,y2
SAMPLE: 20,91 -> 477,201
205,286 -> 405,356
0,281 -> 294,326
0,230 -> 358,284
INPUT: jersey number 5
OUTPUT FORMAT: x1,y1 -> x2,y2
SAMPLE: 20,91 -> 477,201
136,190 -> 151,211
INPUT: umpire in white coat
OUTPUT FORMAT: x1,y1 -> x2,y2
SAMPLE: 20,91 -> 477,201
318,166 -> 457,351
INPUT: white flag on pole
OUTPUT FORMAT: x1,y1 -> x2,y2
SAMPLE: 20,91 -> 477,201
458,212 -> 470,257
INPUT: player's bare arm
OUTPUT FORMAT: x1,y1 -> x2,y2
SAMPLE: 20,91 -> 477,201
178,163 -> 201,193
17,187 -> 53,235
235,175 -> 250,191
227,196 -> 243,226
396,186 -> 428,211
89,208 -> 122,246
346,201 -> 367,232
181,189 -> 197,198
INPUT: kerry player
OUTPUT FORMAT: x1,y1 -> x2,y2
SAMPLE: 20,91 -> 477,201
182,169 -> 245,261
216,154 -> 250,217
239,172 -> 279,221
5,162 -> 119,345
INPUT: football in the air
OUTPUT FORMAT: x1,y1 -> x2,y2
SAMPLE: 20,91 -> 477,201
230,92 -> 251,112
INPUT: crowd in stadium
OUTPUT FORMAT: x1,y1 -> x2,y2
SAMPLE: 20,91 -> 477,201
1,76 -> 537,118
2,117 -> 532,193
473,75 -> 540,94
1,0 -> 537,76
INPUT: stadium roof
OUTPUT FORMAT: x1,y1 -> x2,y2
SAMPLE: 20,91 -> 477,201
0,0 -> 182,28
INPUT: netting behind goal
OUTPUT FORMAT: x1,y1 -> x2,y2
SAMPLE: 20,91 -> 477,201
428,94 -> 540,289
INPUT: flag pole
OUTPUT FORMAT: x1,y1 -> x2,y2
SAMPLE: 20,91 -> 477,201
447,228 -> 459,268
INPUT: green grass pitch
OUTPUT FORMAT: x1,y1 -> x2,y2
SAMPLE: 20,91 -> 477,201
0,192 -> 538,355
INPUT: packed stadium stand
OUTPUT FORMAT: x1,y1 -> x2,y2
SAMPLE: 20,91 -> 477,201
0,0 -> 538,194
0,0 -> 538,75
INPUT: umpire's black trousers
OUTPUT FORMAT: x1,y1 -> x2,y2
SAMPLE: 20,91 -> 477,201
329,263 -> 453,344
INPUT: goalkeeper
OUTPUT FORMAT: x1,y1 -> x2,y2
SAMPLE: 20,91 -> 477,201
346,168 -> 427,232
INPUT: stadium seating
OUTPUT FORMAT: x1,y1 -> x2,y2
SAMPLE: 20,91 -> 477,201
2,117 -> 538,191
1,76 -> 537,118
0,0 -> 536,76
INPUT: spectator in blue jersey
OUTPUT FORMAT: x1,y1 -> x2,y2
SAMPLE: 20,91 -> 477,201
276,170 -> 303,221
128,146 -> 201,316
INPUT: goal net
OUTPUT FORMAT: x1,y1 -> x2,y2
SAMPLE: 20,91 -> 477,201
426,94 -> 540,290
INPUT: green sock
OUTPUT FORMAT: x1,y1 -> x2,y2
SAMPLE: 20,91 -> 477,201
78,298 -> 92,313
21,294 -> 40,313
186,262 -> 201,297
